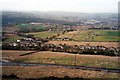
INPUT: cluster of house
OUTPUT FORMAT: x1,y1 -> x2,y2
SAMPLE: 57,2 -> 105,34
3,38 -> 119,55
3,37 -> 48,50
29,22 -> 90,31
29,21 -> 118,32
45,43 -> 119,53
41,43 -> 119,56
51,38 -> 72,41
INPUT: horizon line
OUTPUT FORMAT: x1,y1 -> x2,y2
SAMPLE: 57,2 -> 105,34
1,10 -> 118,14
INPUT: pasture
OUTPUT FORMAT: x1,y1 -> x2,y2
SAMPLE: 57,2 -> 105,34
3,50 -> 119,69
2,50 -> 120,78
16,23 -> 46,30
3,30 -> 119,42
25,31 -> 62,38
3,34 -> 24,43
58,30 -> 120,42
2,50 -> 34,58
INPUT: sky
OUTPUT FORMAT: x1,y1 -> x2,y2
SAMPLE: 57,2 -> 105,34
0,0 -> 119,13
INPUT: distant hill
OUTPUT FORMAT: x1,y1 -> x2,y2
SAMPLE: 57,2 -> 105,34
2,11 -> 117,27
2,11 -> 61,26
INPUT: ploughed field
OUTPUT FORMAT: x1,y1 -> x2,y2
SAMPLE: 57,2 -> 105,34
2,50 -> 120,69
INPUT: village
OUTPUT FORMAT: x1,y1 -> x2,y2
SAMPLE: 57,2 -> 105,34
1,0 -> 120,79
2,36 -> 120,56
2,20 -> 120,57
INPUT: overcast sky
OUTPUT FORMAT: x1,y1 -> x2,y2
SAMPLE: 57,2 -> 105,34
0,0 -> 119,13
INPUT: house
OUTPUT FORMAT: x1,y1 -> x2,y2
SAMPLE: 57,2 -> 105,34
17,40 -> 21,43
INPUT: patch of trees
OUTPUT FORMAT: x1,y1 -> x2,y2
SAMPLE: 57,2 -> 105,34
2,74 -> 19,79
2,74 -> 90,80
89,27 -> 118,30
18,27 -> 47,33
63,22 -> 78,26
52,48 -> 119,56
17,33 -> 34,38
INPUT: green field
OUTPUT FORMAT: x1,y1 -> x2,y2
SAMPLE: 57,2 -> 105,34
16,23 -> 47,31
95,30 -> 120,36
58,30 -> 120,42
16,24 -> 45,29
3,35 -> 24,43
25,31 -> 62,38
3,30 -> 120,42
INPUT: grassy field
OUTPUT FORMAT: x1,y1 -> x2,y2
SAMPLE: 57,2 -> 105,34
3,30 -> 119,42
25,31 -> 62,38
2,50 -> 119,69
2,66 -> 119,78
16,23 -> 46,30
2,50 -> 34,58
13,51 -> 120,69
47,41 -> 118,48
58,30 -> 120,42
2,50 -> 120,78
94,36 -> 119,42
3,34 -> 24,43
3,31 -> 62,42
95,30 -> 120,36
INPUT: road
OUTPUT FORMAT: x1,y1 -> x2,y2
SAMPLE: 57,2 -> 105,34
1,61 -> 120,73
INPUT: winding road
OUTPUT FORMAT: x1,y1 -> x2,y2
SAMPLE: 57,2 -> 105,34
1,61 -> 120,73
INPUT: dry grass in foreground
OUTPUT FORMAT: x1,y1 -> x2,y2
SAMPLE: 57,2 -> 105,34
2,50 -> 34,58
3,50 -> 119,69
2,66 -> 120,79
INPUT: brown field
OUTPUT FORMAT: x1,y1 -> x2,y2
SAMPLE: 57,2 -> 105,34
2,66 -> 120,78
2,50 -> 120,78
2,50 -> 34,58
47,41 -> 119,48
2,50 -> 119,69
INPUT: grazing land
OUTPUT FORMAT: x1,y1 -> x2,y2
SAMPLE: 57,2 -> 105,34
25,31 -> 62,38
3,34 -> 24,43
16,23 -> 47,31
57,30 -> 120,42
2,50 -> 120,69
2,66 -> 119,78
2,50 -> 34,58
3,30 -> 120,43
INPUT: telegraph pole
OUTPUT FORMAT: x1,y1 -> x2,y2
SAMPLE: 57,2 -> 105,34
74,54 -> 77,77
74,54 -> 76,66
